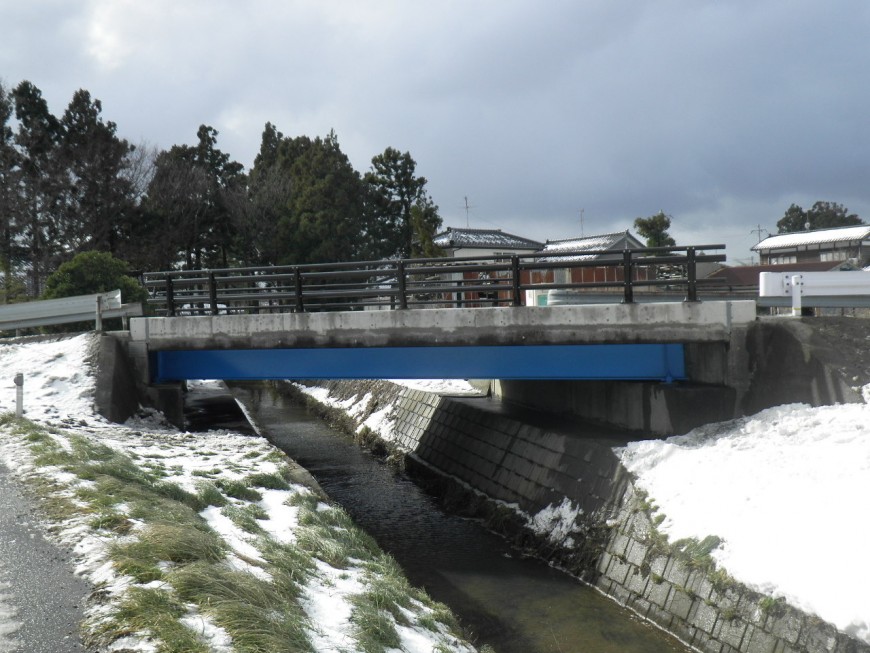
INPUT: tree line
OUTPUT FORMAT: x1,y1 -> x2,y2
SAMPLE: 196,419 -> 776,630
0,80 -> 442,302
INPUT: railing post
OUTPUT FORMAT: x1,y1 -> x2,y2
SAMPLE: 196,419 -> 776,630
511,256 -> 522,306
209,272 -> 219,315
685,247 -> 698,302
165,275 -> 175,317
293,267 -> 304,313
95,296 -> 103,332
622,250 -> 634,304
396,260 -> 408,310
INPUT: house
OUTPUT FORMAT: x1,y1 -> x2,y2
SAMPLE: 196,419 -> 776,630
529,231 -> 650,305
537,231 -> 644,271
751,225 -> 870,266
430,228 -> 543,306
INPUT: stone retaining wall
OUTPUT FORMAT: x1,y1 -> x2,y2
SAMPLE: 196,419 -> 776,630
293,379 -> 868,653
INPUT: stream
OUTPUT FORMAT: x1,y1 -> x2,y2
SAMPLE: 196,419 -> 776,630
219,383 -> 690,653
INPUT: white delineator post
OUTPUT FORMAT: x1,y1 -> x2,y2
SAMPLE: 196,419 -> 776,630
791,274 -> 803,317
13,373 -> 23,418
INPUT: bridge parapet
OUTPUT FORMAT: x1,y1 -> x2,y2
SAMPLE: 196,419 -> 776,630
130,301 -> 756,351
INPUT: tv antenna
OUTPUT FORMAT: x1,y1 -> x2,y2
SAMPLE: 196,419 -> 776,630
463,196 -> 475,228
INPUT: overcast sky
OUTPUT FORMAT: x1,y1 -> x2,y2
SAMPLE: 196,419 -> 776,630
3,0 -> 869,264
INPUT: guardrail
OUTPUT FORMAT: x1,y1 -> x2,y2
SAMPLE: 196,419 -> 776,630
0,290 -> 144,332
759,271 -> 870,313
141,245 -> 726,317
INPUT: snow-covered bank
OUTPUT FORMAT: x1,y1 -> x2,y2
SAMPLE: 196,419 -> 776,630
0,335 -> 477,653
620,400 -> 870,644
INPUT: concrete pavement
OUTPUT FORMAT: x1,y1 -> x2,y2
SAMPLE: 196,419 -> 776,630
0,465 -> 93,652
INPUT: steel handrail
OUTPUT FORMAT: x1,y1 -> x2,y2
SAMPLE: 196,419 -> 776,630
141,245 -> 726,315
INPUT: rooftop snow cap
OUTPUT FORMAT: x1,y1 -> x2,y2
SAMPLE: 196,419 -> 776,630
752,225 -> 870,251
433,227 -> 543,251
538,231 -> 644,262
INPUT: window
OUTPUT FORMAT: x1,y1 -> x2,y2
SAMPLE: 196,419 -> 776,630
769,255 -> 797,264
820,250 -> 849,262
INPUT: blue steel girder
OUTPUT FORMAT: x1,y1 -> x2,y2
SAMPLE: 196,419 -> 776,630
152,343 -> 686,383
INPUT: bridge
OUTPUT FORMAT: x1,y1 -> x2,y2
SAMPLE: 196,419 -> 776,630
127,244 -> 755,384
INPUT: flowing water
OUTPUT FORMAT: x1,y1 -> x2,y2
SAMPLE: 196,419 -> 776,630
220,384 -> 689,653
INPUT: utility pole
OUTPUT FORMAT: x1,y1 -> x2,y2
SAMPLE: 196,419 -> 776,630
464,196 -> 471,229
579,208 -> 585,237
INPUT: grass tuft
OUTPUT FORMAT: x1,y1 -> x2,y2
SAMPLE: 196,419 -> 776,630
222,503 -> 268,535
97,587 -> 210,653
216,478 -> 263,502
196,481 -> 228,508
245,471 -> 290,491
170,561 -> 314,653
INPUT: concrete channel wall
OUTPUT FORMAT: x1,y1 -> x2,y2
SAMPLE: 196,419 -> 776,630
292,378 -> 868,653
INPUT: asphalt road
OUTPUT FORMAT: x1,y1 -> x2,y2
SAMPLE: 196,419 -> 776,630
0,465 -> 93,652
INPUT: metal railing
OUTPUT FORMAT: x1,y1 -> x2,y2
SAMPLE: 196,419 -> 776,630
0,290 -> 143,332
141,245 -> 726,317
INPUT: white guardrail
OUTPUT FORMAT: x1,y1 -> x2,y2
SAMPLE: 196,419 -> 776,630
759,271 -> 870,314
0,290 -> 143,332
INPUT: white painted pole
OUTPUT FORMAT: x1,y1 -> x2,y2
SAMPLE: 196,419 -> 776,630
791,275 -> 803,317
95,296 -> 103,332
14,373 -> 23,418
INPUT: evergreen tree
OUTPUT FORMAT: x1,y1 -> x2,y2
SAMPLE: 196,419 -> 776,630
364,147 -> 442,259
59,89 -> 137,255
247,127 -> 367,265
0,83 -> 25,302
776,201 -> 862,233
234,122 -> 293,266
634,211 -> 676,248
143,125 -> 244,269
12,80 -> 64,295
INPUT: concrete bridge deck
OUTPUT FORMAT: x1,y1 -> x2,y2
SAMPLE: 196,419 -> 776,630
130,300 -> 756,350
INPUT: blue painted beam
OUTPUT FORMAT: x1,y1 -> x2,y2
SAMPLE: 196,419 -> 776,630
153,344 -> 686,383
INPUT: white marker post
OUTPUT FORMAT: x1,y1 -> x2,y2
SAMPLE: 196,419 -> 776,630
13,373 -> 23,418
790,275 -> 803,317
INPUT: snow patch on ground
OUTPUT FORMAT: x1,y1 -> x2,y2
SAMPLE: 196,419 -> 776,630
620,402 -> 870,644
0,334 -> 477,653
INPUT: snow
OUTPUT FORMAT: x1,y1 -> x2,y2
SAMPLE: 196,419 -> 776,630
388,379 -> 484,396
620,401 -> 870,644
528,497 -> 585,548
0,334 -> 476,653
752,225 -> 870,251
538,231 -> 629,262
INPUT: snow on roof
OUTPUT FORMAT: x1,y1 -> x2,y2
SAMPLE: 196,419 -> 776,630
538,231 -> 641,261
433,227 -> 543,251
751,225 -> 870,251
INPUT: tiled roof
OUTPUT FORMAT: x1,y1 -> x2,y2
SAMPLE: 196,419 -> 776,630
538,231 -> 643,261
433,227 -> 543,250
751,225 -> 870,251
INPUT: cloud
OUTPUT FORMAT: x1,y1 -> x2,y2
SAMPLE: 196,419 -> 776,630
2,0 -> 869,263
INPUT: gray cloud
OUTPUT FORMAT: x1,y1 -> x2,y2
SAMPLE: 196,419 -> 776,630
2,0 -> 869,262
